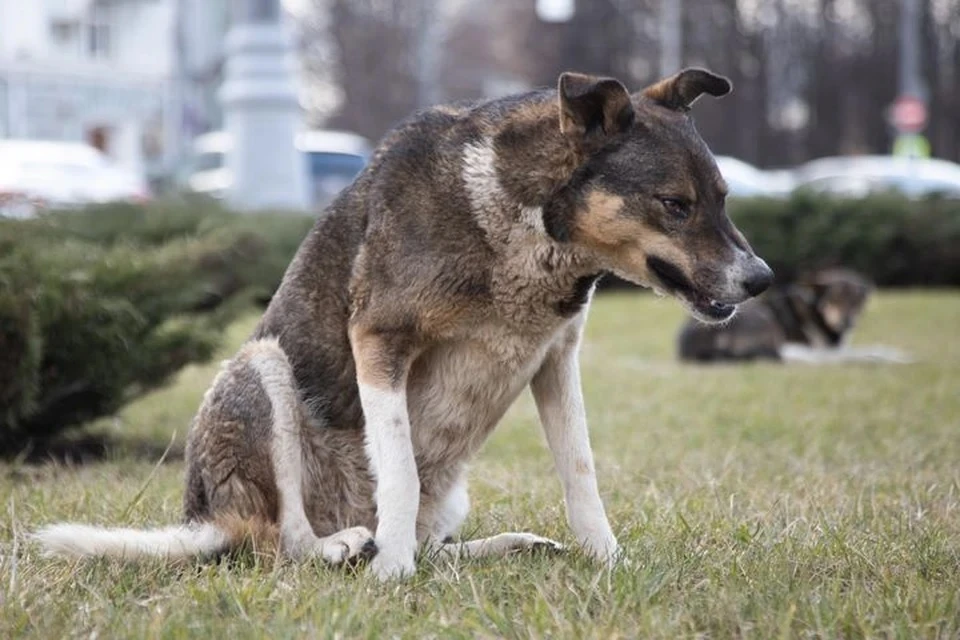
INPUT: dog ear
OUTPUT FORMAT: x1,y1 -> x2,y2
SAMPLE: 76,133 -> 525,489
641,68 -> 732,111
558,72 -> 635,140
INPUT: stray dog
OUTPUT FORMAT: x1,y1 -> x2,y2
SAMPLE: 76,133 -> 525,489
35,68 -> 772,580
677,268 -> 910,363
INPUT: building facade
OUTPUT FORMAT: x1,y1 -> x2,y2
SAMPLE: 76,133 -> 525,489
0,0 -> 231,181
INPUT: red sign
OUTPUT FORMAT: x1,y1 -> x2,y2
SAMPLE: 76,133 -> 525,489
889,95 -> 928,133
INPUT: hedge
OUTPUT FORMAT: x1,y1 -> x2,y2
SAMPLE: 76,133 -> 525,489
2,192 -> 957,450
728,192 -> 960,287
32,199 -> 315,305
0,200 -> 313,450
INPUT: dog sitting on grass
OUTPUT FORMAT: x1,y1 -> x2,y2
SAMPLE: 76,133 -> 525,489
34,67 -> 773,580
677,267 -> 911,364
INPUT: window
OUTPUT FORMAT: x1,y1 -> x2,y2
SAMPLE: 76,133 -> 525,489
87,20 -> 111,59
50,20 -> 76,45
192,150 -> 225,173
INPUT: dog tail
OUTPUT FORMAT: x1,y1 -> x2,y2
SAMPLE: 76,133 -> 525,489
32,515 -> 278,562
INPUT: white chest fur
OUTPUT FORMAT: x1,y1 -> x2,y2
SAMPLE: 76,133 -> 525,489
405,324 -> 560,468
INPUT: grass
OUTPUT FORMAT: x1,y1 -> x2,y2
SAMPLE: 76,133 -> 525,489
2,290 -> 960,638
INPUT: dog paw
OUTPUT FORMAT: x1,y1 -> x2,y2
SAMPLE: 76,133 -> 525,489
503,533 -> 565,555
317,526 -> 377,566
581,536 -> 621,567
867,346 -> 914,364
369,549 -> 416,581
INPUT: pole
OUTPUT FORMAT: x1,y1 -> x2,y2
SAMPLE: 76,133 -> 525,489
233,0 -> 280,23
220,0 -> 309,211
659,0 -> 682,78
167,0 -> 187,180
416,0 -> 444,108
893,0 -> 929,161
898,0 -> 924,98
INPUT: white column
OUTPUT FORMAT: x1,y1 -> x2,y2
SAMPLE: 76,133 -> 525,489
115,119 -> 145,176
219,2 -> 309,211
9,76 -> 28,138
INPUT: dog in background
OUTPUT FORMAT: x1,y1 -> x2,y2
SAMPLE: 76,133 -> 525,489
677,267 -> 911,364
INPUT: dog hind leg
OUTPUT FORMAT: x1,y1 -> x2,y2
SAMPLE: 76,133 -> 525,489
435,534 -> 564,560
425,475 -> 563,561
245,340 -> 377,564
425,472 -> 471,543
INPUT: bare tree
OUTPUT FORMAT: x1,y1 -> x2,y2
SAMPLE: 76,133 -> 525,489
297,0 -> 960,163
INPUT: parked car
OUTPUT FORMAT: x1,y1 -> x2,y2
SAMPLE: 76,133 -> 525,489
713,155 -> 794,198
0,140 -> 149,218
792,155 -> 960,199
187,129 -> 371,208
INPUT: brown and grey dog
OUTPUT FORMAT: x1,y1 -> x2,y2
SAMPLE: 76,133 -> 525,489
35,68 -> 773,580
678,268 -> 911,364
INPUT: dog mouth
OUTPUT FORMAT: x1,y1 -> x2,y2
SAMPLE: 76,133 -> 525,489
646,256 -> 737,323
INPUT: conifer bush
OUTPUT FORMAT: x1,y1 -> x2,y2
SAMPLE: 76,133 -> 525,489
0,200 -> 313,451
3,192 -> 957,451
728,192 -> 960,286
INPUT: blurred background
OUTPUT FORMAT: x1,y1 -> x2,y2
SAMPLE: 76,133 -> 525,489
1,0 -> 959,453
1,0 -> 959,209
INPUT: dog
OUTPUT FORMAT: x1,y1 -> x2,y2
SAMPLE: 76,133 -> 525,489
34,67 -> 773,580
677,267 -> 910,363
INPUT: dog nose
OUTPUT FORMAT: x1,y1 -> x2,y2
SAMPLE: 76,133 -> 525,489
742,260 -> 774,297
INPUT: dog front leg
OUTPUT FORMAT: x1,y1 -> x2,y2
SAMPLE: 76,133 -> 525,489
531,333 -> 620,565
351,327 -> 420,581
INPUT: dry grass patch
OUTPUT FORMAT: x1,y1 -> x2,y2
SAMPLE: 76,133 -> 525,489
2,291 -> 959,638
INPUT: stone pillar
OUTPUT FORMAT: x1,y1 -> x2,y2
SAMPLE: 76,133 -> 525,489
115,119 -> 145,177
220,0 -> 308,211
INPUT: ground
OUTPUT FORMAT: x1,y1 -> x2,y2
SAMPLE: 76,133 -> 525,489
2,291 -> 959,639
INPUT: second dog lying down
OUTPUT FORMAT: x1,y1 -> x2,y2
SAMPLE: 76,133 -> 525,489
677,268 -> 912,364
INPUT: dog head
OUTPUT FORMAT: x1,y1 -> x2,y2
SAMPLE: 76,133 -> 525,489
543,68 -> 773,323
800,268 -> 874,340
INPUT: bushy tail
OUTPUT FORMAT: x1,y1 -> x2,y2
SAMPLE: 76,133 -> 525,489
32,521 -> 231,562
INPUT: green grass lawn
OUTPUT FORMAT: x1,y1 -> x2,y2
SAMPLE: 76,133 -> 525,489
2,291 -> 959,639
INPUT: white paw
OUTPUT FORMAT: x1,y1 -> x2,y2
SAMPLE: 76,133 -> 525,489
582,535 -> 621,567
316,526 -> 377,566
500,532 -> 565,554
867,346 -> 914,364
369,549 -> 416,581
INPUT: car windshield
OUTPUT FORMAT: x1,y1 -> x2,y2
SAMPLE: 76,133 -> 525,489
22,161 -> 98,174
193,151 -> 225,173
804,173 -> 960,197
307,152 -> 366,180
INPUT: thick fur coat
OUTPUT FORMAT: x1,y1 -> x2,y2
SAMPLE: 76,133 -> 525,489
36,68 -> 772,580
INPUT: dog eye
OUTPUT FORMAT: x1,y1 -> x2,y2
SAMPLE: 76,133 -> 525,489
659,197 -> 689,218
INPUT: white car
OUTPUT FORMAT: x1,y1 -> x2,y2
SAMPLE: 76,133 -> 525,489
792,156 -> 960,199
187,129 -> 371,207
713,155 -> 794,198
0,140 -> 149,218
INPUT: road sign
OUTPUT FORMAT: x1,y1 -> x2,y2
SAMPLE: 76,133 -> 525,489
892,133 -> 931,158
889,95 -> 927,133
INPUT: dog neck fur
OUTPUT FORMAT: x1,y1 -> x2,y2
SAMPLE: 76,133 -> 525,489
460,102 -> 601,288
462,98 -> 586,241
462,137 -> 545,240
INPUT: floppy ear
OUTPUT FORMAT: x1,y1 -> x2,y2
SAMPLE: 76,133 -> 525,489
558,72 -> 635,140
641,68 -> 732,111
